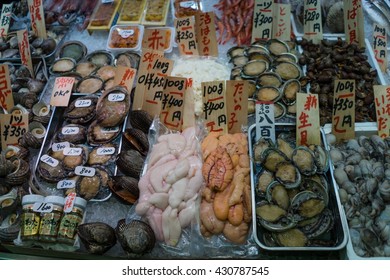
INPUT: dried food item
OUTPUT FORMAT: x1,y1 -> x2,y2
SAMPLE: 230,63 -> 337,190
119,0 -> 146,22
90,0 -> 120,26
108,25 -> 142,49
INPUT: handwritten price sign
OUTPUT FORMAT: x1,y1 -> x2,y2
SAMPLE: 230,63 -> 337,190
0,112 -> 28,150
195,12 -> 218,57
373,24 -> 387,73
50,77 -> 75,107
0,3 -> 13,37
252,0 -> 274,41
202,81 -> 227,133
0,64 -> 14,111
226,80 -> 248,133
112,66 -> 137,93
175,16 -> 199,56
373,85 -> 390,138
303,0 -> 323,44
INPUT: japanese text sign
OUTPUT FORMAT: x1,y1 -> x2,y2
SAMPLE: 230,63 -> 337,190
160,76 -> 186,131
0,3 -> 13,38
142,28 -> 169,52
373,24 -> 387,73
175,16 -> 199,56
0,64 -> 14,111
138,48 -> 165,73
50,77 -> 75,107
17,29 -> 34,78
226,80 -> 248,133
373,85 -> 390,138
344,0 -> 364,48
255,101 -> 275,143
332,80 -> 356,141
252,0 -> 274,41
28,0 -> 47,39
1,112 -> 28,150
63,192 -> 77,213
296,92 -> 320,146
273,3 -> 291,41
113,66 -> 137,92
195,12 -> 218,57
202,80 -> 227,133
303,0 -> 323,44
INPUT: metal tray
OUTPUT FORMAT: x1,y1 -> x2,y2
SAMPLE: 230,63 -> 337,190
248,123 -> 348,251
291,14 -> 345,38
323,122 -> 390,260
31,93 -> 128,202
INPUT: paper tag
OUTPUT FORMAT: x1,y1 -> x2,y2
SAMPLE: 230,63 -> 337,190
303,0 -> 323,44
182,83 -> 195,130
252,0 -> 274,41
202,81 -> 227,133
0,3 -> 13,37
332,80 -> 355,141
344,0 -> 365,48
17,29 -> 34,79
373,24 -> 387,73
52,141 -> 70,151
62,126 -> 79,135
97,147 -> 115,155
108,93 -> 126,102
226,80 -> 248,134
119,29 -> 134,38
255,102 -> 275,143
0,64 -> 14,111
63,147 -> 82,156
33,202 -> 53,213
195,12 -> 218,57
142,28 -> 169,51
296,93 -> 321,146
273,3 -> 291,40
373,85 -> 390,138
112,66 -> 137,93
100,126 -> 119,133
175,16 -> 199,56
50,77 -> 75,107
40,154 -> 59,167
28,0 -> 47,39
0,113 -> 28,150
63,192 -> 77,213
75,99 -> 92,108
57,180 -> 76,190
75,166 -> 96,177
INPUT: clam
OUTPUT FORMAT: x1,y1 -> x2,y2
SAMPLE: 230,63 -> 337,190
77,222 -> 117,255
241,60 -> 268,79
75,76 -> 104,94
129,110 -> 153,134
291,191 -> 325,220
55,124 -> 87,144
95,65 -> 116,81
267,39 -> 290,56
274,162 -> 301,189
116,149 -> 145,179
266,181 -> 290,210
274,61 -> 302,80
76,169 -> 103,200
5,158 -> 30,185
57,40 -> 87,62
122,128 -> 149,155
227,46 -> 246,59
85,50 -> 114,67
261,147 -> 289,172
281,79 -> 300,105
292,146 -> 317,176
64,95 -> 98,124
75,62 -> 98,78
115,219 -> 155,255
88,144 -> 117,166
50,58 -> 76,74
87,120 -> 121,146
37,151 -> 67,183
19,122 -> 46,149
326,1 -> 344,33
256,72 -> 283,87
115,52 -> 140,69
274,102 -> 286,120
256,86 -> 281,103
109,176 -> 139,204
273,228 -> 307,247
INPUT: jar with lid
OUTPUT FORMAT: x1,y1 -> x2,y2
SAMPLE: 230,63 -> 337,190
20,194 -> 44,241
57,197 -> 87,245
38,196 -> 64,242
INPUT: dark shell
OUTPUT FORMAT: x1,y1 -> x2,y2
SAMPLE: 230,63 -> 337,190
55,124 -> 87,144
64,95 -> 98,124
109,176 -> 139,204
115,219 -> 155,255
115,51 -> 141,69
5,158 -> 30,185
88,144 -> 117,166
129,110 -> 153,134
77,222 -> 117,255
122,128 -> 149,155
87,120 -> 121,146
84,50 -> 114,67
76,169 -> 103,201
0,154 -> 15,177
37,152 -> 67,183
4,145 -> 29,161
116,149 -> 145,179
57,40 -> 88,62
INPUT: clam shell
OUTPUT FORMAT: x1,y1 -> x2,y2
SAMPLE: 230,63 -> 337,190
77,222 -> 117,255
87,120 -> 121,146
57,40 -> 87,62
116,149 -> 145,179
274,61 -> 302,80
241,60 -> 268,78
96,86 -> 130,127
267,39 -> 290,56
75,62 -> 98,78
256,86 -> 281,103
55,124 -> 87,144
64,95 -> 98,124
115,51 -> 140,69
122,128 -> 149,155
256,72 -> 283,87
109,176 -> 139,204
75,75 -> 104,94
50,58 -> 77,74
129,110 -> 153,134
88,144 -> 117,166
84,50 -> 114,67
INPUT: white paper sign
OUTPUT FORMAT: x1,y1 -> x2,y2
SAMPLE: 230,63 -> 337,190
97,147 -> 115,155
40,154 -> 59,167
57,180 -> 76,190
75,166 -> 96,177
52,141 -> 70,152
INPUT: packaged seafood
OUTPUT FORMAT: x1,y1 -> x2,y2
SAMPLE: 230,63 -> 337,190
87,0 -> 122,32
107,25 -> 144,52
117,0 -> 147,24
141,0 -> 170,26
249,123 -> 348,251
171,0 -> 202,18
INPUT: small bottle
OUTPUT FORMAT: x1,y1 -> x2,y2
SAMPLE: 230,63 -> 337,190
20,194 -> 44,241
38,196 -> 64,242
57,197 -> 87,245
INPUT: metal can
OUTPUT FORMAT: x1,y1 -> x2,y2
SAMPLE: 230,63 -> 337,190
20,194 -> 44,241
38,196 -> 64,242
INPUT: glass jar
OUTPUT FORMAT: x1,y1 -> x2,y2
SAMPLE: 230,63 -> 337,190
38,196 -> 64,242
20,194 -> 44,241
57,197 -> 87,245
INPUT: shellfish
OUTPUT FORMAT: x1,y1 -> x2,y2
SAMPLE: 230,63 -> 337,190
77,222 -> 117,255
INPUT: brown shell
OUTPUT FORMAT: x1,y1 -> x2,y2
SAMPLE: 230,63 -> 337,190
122,128 -> 149,155
76,170 -> 102,201
95,65 -> 116,81
55,124 -> 87,144
109,176 -> 139,204
88,144 -> 117,165
64,95 -> 98,124
76,76 -> 104,94
75,62 -> 98,78
77,222 -> 117,255
129,110 -> 153,134
87,120 -> 121,146
5,158 -> 30,185
116,149 -> 145,179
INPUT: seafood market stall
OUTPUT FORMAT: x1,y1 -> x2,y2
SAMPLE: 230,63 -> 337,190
1,0 -> 390,260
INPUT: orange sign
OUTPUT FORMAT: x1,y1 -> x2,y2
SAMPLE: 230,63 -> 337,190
175,16 -> 199,56
28,0 -> 47,38
252,0 -> 274,41
195,12 -> 218,57
226,80 -> 248,133
50,77 -> 75,107
0,112 -> 29,150
373,85 -> 390,138
0,64 -> 14,111
273,3 -> 291,41
17,29 -> 34,78
296,92 -> 320,146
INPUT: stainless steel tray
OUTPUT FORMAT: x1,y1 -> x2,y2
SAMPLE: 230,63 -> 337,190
249,123 -> 348,251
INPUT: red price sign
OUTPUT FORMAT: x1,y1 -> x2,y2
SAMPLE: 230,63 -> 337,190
142,28 -> 169,52
64,192 -> 77,213
50,77 -> 75,107
113,66 -> 137,93
343,0 -> 364,48
17,29 -> 34,79
226,80 -> 248,133
0,64 -> 14,111
175,16 -> 199,56
195,12 -> 218,57
296,92 -> 320,146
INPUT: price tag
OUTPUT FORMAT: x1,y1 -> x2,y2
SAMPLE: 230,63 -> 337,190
100,126 -> 119,133
226,80 -> 248,133
57,180 -> 76,190
344,0 -> 365,48
303,0 -> 323,44
112,66 -> 137,93
62,126 -> 79,135
75,99 -> 92,107
40,154 -> 59,167
50,77 -> 75,107
175,16 -> 199,56
373,24 -> 387,73
373,85 -> 390,138
119,29 -> 134,38
52,141 -> 70,151
182,82 -> 195,130
75,166 -> 96,177
195,12 -> 218,57
63,192 -> 77,213
332,80 -> 355,141
273,3 -> 291,41
63,147 -> 82,156
108,93 -> 126,102
0,113 -> 28,150
17,29 -> 34,79
0,64 -> 14,111
97,147 -> 115,155
202,80 -> 227,133
0,3 -> 13,37
28,0 -> 47,39
255,101 -> 275,143
296,92 -> 321,146
33,202 -> 53,213
142,28 -> 169,52
252,0 -> 274,41
160,76 -> 186,131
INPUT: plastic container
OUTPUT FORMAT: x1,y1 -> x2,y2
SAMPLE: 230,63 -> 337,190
171,0 -> 202,19
143,26 -> 175,53
38,196 -> 65,243
87,0 -> 122,32
107,24 -> 144,53
20,194 -> 45,241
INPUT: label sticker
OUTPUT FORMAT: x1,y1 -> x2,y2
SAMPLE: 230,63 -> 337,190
61,126 -> 79,135
108,93 -> 125,102
63,192 -> 77,213
63,147 -> 82,156
33,202 -> 54,213
75,99 -> 92,107
97,147 -> 115,155
40,154 -> 59,167
52,141 -> 70,152
57,180 -> 76,190
119,29 -> 134,38
75,166 -> 96,177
